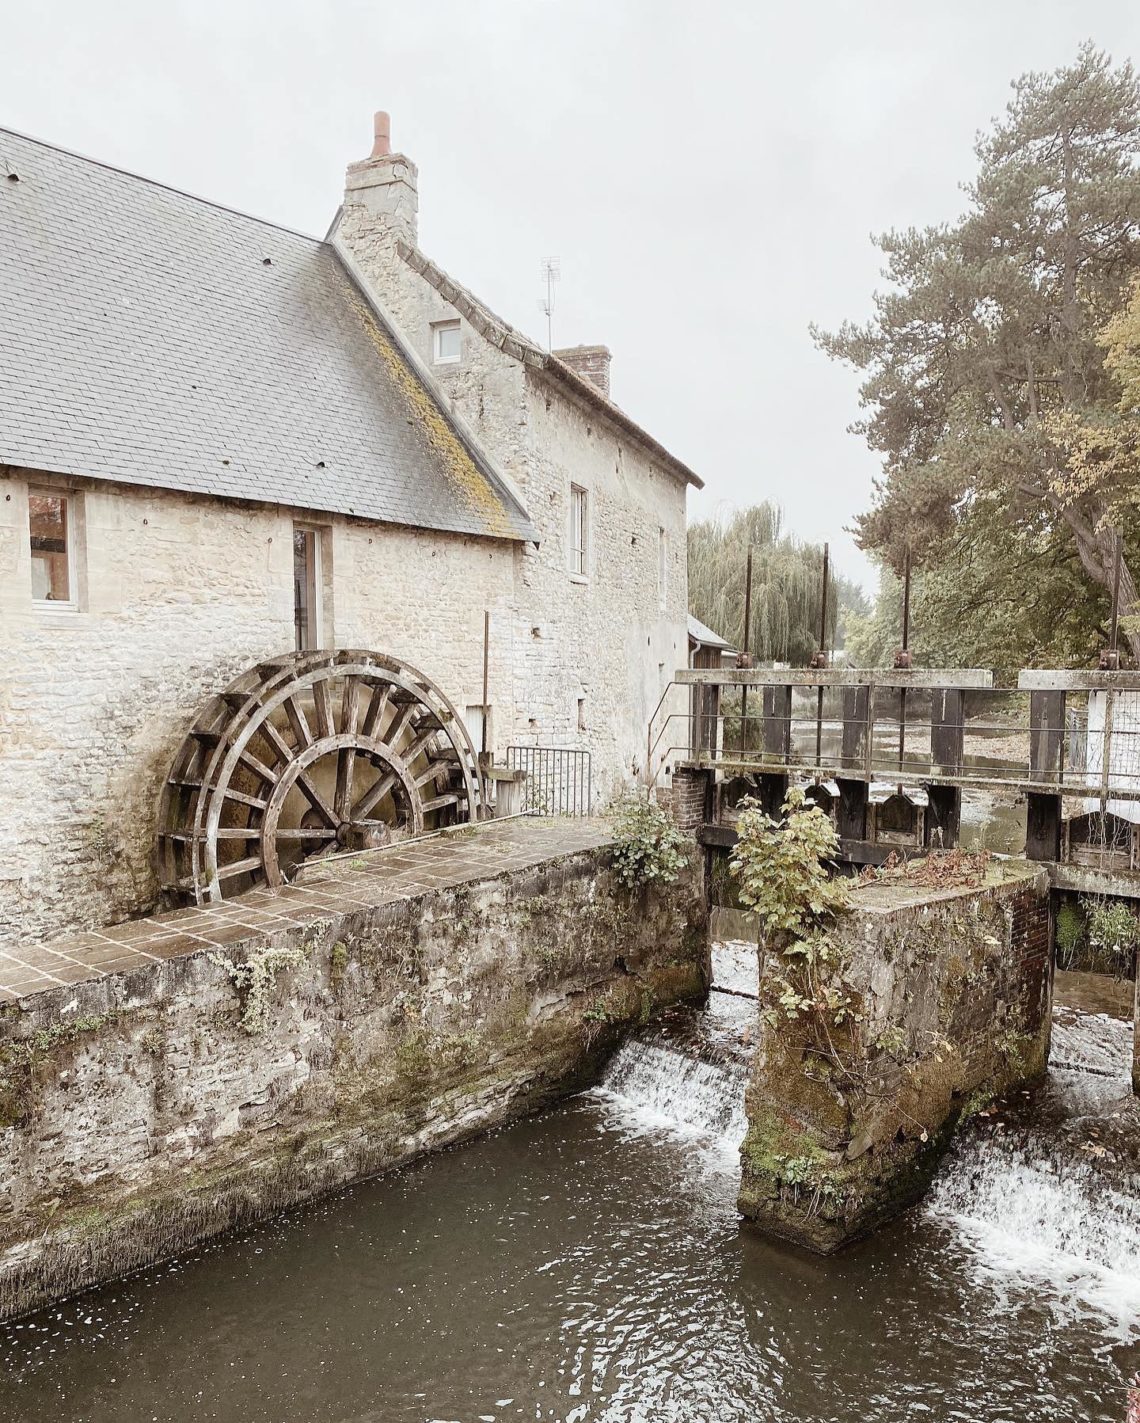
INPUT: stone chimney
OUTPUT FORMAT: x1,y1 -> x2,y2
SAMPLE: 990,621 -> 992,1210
343,110 -> 418,248
553,345 -> 612,400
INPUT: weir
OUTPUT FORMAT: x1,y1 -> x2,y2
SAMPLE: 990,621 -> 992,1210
598,940 -> 1140,1349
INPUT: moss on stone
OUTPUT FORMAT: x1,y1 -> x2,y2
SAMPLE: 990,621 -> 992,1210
0,1012 -> 124,1129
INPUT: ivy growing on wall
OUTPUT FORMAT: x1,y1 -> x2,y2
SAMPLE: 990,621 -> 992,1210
208,942 -> 309,1035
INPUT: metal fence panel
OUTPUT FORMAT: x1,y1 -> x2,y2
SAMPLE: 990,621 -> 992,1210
505,746 -> 592,817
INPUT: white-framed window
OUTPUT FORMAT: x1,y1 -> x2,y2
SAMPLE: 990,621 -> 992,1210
433,319 -> 461,365
658,527 -> 668,609
569,484 -> 588,579
29,488 -> 78,608
293,524 -> 322,651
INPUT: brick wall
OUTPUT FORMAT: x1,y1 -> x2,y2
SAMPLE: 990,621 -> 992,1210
552,345 -> 612,399
666,766 -> 711,833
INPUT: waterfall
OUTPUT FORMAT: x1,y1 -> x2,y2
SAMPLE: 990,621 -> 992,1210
589,942 -> 755,1158
927,1008 -> 1140,1342
597,1039 -> 749,1145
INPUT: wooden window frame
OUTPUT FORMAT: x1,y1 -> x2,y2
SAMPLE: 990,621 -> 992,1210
293,523 -> 323,652
29,486 -> 79,611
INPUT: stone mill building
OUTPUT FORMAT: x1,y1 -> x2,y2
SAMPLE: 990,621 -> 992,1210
0,113 -> 701,946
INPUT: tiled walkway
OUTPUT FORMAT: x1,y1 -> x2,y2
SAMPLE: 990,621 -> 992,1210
0,818 -> 613,1003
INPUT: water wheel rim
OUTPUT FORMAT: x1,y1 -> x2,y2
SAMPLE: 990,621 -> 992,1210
160,651 -> 486,906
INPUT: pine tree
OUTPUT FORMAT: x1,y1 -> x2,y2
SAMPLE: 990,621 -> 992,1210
817,44 -> 1140,662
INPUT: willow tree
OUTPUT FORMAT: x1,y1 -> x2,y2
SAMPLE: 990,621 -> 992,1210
817,45 -> 1140,663
687,503 -> 839,664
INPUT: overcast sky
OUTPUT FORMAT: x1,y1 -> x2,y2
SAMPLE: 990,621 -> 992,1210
4,1 -> 1139,590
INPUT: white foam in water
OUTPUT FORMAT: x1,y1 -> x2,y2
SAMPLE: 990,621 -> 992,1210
927,1009 -> 1140,1343
1050,1011 -> 1134,1082
592,1040 -> 748,1162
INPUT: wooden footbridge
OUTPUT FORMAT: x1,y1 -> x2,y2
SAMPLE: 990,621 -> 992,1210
647,665 -> 1140,896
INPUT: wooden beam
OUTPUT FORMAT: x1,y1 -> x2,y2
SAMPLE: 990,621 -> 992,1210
676,667 -> 994,689
1029,690 -> 1064,784
1026,792 -> 1063,862
1018,669 -> 1140,691
671,757 -> 1140,801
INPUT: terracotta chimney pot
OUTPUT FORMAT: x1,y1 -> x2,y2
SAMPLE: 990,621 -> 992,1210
371,111 -> 391,158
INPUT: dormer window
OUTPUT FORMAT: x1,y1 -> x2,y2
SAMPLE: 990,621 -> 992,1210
433,319 -> 461,365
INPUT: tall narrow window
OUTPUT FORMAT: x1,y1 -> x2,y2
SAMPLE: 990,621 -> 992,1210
29,490 -> 75,606
658,527 -> 668,609
293,525 -> 321,651
570,485 -> 588,578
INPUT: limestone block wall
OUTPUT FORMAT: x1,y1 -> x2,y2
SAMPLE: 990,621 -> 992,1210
0,471 -> 518,945
333,218 -> 692,800
739,862 -> 1052,1252
0,845 -> 708,1320
516,373 -> 689,798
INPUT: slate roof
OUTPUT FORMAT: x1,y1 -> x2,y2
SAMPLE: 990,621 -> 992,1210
0,128 -> 536,542
687,613 -> 734,650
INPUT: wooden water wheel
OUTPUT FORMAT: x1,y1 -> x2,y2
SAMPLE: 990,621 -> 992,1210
157,649 -> 485,907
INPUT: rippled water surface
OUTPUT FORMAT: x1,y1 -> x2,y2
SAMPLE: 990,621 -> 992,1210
2,959 -> 1137,1422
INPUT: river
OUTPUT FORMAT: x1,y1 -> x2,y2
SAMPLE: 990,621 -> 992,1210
1,946 -> 1137,1423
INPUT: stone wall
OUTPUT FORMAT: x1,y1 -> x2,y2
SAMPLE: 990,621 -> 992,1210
1,136 -> 694,947
0,472 -> 521,946
335,186 -> 691,806
0,844 -> 708,1320
739,861 -> 1052,1252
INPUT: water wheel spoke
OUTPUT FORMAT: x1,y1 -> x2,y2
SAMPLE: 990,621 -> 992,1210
352,770 -> 398,821
362,684 -> 391,739
222,787 -> 269,810
341,675 -> 364,736
295,770 -> 338,828
238,748 -> 277,783
403,726 -> 439,765
275,828 -> 338,841
258,718 -> 295,768
216,856 -> 262,881
313,679 -> 335,740
421,792 -> 460,813
334,746 -> 357,822
386,703 -> 417,749
414,759 -> 452,788
284,696 -> 313,750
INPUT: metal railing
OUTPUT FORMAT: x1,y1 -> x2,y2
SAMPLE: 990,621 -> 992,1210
644,668 -> 1140,809
505,746 -> 592,817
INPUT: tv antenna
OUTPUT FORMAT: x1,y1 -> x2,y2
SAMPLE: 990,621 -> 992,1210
538,257 -> 560,351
